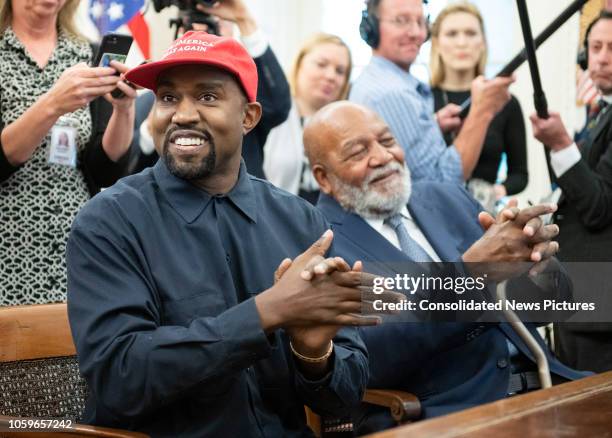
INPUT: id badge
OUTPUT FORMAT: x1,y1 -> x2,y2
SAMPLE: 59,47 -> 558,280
49,122 -> 77,168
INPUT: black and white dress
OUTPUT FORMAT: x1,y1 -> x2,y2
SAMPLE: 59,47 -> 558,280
0,28 -> 126,305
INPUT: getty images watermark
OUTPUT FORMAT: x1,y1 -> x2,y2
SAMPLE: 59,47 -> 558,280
368,267 -> 600,321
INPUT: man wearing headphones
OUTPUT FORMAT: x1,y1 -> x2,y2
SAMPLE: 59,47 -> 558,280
351,0 -> 514,183
531,10 -> 612,373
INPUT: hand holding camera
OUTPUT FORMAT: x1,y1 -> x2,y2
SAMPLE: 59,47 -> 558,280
196,0 -> 258,36
153,0 -> 258,38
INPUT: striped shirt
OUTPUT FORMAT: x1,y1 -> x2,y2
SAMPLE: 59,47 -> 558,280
350,56 -> 463,184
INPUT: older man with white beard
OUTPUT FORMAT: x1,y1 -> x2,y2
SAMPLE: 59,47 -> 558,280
303,101 -> 588,434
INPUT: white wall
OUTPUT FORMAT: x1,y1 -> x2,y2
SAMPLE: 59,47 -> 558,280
245,0 -> 324,71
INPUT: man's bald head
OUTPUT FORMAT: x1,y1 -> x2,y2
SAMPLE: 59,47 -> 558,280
303,101 -> 411,220
304,101 -> 382,167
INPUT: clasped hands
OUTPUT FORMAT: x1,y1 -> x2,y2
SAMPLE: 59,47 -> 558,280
462,200 -> 560,281
255,230 -> 400,371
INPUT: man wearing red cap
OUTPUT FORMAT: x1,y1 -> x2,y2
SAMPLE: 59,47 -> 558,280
66,32 -> 376,437
127,0 -> 291,180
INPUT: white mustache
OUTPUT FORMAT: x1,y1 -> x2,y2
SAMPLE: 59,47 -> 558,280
364,162 -> 404,186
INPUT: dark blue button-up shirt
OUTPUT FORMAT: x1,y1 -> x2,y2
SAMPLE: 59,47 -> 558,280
67,160 -> 368,438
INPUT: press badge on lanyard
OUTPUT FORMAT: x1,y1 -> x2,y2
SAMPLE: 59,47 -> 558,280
48,115 -> 78,168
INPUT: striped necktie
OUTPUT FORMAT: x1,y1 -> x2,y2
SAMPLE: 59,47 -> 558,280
384,214 -> 433,262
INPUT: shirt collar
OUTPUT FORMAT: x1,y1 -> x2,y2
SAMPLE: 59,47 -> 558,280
364,206 -> 411,233
371,55 -> 431,97
602,94 -> 612,105
153,159 -> 258,224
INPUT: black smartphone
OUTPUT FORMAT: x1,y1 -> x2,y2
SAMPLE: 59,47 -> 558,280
92,33 -> 133,98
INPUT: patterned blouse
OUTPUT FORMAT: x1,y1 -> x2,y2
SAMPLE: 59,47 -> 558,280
0,28 -> 93,305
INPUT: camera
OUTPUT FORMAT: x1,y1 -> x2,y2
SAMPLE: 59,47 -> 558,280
152,0 -> 220,37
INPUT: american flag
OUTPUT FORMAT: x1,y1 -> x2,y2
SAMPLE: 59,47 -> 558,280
89,0 -> 150,59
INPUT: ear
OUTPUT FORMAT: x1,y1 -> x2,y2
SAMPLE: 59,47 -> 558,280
312,164 -> 333,195
242,102 -> 262,135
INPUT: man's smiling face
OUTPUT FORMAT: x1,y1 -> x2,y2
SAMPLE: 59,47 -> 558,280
151,64 -> 249,181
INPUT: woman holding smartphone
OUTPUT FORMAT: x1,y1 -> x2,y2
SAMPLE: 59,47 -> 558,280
430,2 -> 527,210
0,0 -> 136,305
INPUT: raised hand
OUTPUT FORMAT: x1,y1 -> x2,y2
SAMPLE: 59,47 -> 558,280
44,63 -> 121,116
477,198 -> 519,231
463,203 -> 559,281
470,75 -> 514,119
266,235 -> 401,377
257,231 -> 379,329
530,111 -> 573,151
105,61 -> 138,110
196,0 -> 257,36
435,103 -> 462,134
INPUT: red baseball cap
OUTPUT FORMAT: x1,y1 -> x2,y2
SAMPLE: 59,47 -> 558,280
125,31 -> 258,102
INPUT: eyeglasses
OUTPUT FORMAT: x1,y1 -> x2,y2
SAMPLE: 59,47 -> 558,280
378,15 -> 427,31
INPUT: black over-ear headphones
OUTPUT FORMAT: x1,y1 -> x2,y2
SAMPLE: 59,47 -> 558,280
360,1 -> 381,49
578,10 -> 612,70
360,0 -> 430,49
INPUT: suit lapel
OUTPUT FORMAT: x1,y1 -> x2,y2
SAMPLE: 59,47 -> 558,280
557,108 -> 612,208
584,107 -> 612,166
408,192 -> 463,261
318,193 -> 410,264
337,213 -> 410,263
319,191 -> 464,266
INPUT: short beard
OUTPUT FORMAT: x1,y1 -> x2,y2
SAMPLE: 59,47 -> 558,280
162,133 -> 216,181
330,162 -> 412,220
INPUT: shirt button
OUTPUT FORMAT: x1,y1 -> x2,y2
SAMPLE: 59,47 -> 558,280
497,358 -> 508,369
225,254 -> 230,262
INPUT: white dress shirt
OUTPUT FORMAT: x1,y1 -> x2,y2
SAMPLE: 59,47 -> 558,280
550,94 -> 612,177
365,206 -> 441,262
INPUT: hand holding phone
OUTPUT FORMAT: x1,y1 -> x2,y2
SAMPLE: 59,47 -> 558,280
44,63 -> 120,116
93,33 -> 133,98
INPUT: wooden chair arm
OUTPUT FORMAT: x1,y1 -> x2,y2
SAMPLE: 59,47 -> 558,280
363,389 -> 421,423
0,415 -> 149,438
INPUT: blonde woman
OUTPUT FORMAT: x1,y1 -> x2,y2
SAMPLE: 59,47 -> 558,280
264,33 -> 352,204
431,2 -> 527,207
0,0 -> 136,305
